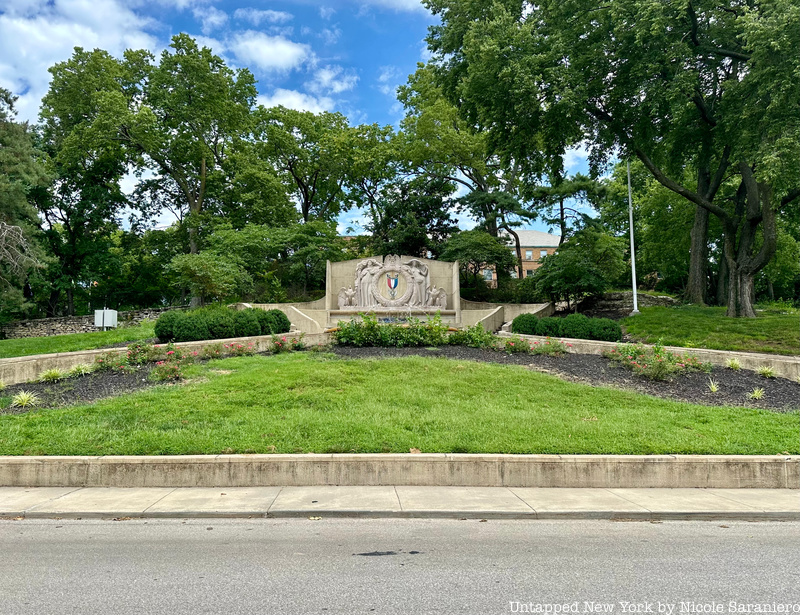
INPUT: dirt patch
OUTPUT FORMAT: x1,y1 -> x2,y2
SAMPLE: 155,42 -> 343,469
331,346 -> 800,413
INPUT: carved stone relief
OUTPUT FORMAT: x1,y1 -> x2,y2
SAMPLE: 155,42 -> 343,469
338,255 -> 447,310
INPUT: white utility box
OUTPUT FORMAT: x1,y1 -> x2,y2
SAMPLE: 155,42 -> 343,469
94,309 -> 118,330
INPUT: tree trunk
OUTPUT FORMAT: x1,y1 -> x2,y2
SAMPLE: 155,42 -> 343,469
685,205 -> 708,304
716,255 -> 728,306
726,263 -> 757,318
66,287 -> 75,316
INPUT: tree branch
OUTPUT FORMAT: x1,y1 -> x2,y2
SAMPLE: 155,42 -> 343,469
635,147 -> 729,219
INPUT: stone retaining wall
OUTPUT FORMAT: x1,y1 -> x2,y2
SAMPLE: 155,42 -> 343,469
1,307 -> 187,340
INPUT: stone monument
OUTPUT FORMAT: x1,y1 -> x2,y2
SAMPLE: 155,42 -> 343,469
326,254 -> 461,325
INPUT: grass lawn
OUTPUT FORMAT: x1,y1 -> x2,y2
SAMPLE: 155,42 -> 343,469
622,305 -> 800,356
0,322 -> 156,359
0,353 -> 796,456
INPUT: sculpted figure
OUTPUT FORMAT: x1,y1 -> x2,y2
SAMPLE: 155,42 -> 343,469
427,285 -> 447,309
355,259 -> 382,307
337,288 -> 348,310
344,286 -> 356,307
405,259 -> 429,307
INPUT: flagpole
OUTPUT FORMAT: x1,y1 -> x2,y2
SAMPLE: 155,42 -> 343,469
628,159 -> 640,315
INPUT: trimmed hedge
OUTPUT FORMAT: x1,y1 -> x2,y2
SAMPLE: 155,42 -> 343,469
156,307 -> 292,343
510,313 -> 622,342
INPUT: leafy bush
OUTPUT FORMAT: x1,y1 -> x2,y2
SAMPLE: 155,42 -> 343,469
446,324 -> 498,349
334,314 -> 458,348
535,317 -> 563,337
587,318 -> 623,342
604,341 -> 712,381
560,313 -> 592,340
95,351 -> 129,372
503,336 -> 531,353
223,341 -> 257,356
154,310 -> 185,342
173,313 -> 210,342
511,313 -> 539,335
256,309 -> 291,335
202,308 -> 236,340
512,313 -> 622,342
232,309 -> 261,337
530,338 -> 570,356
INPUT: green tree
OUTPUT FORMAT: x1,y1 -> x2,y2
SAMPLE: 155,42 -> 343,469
0,88 -> 48,319
398,65 -> 536,276
424,0 -> 800,316
167,252 -> 251,305
439,229 -> 516,286
367,175 -> 458,258
253,106 -> 353,223
533,227 -> 626,310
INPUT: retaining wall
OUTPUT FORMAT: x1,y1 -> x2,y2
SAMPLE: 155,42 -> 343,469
1,454 -> 796,488
1,307 -> 186,340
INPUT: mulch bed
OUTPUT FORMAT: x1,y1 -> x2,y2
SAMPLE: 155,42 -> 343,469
331,346 -> 800,413
1,367 -> 153,415
2,346 -> 798,415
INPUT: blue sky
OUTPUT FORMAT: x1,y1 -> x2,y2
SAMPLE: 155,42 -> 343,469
0,0 -> 591,235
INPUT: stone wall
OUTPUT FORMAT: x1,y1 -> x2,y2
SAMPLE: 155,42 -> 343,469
0,307 -> 187,340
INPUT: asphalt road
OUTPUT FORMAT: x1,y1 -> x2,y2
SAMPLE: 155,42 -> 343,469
2,519 -> 800,615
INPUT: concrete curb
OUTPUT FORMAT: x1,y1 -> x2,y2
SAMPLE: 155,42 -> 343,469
10,511 -> 800,521
2,454 -> 798,489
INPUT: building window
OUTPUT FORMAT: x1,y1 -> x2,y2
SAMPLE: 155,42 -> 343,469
540,250 -> 548,258
526,269 -> 535,277
483,269 -> 493,281
525,250 -> 533,260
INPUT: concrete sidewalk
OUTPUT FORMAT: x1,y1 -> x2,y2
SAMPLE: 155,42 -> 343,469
1,486 -> 798,520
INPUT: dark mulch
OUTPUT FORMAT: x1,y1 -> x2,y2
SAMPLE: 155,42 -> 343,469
1,367 -> 153,414
2,347 -> 798,415
331,346 -> 800,413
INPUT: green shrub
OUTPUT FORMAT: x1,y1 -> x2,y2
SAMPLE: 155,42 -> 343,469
446,324 -> 498,349
38,368 -> 65,383
604,341 -> 712,381
535,317 -> 563,337
95,351 -> 128,372
511,313 -> 539,335
232,310 -> 261,337
154,310 -> 185,342
588,318 -> 623,342
202,309 -> 236,340
560,313 -> 592,340
504,335 -> 531,353
257,309 -> 291,335
334,314 -> 453,348
173,313 -> 210,342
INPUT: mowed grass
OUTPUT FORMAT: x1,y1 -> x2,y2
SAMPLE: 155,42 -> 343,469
622,305 -> 800,356
0,353 -> 796,456
0,321 -> 156,359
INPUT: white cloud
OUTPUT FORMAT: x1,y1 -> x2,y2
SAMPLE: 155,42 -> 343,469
229,30 -> 311,73
233,8 -> 293,26
0,0 -> 157,121
193,6 -> 227,35
308,65 -> 358,95
320,26 -> 341,45
258,90 -> 334,114
319,7 -> 336,20
377,65 -> 401,96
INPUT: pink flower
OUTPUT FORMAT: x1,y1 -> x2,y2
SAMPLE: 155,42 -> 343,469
166,350 -> 175,355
